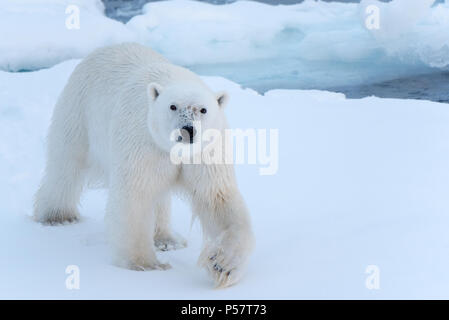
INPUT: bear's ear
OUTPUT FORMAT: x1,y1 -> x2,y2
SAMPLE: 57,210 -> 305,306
147,82 -> 163,101
216,91 -> 229,108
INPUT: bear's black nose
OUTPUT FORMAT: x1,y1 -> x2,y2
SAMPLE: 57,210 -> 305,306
181,125 -> 196,144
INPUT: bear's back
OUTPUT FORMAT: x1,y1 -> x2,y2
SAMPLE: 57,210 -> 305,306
78,43 -> 203,90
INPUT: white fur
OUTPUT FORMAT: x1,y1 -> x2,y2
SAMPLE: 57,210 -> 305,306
34,43 -> 254,288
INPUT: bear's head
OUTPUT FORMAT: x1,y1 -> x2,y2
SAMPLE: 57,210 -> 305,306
146,82 -> 228,153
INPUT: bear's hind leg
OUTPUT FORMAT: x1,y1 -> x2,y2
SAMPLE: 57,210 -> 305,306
34,152 -> 86,225
154,195 -> 187,251
34,104 -> 87,225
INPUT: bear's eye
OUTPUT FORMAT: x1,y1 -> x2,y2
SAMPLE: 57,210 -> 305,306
170,105 -> 177,111
200,108 -> 207,114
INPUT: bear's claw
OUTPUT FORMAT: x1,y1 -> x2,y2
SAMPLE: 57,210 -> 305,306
129,261 -> 171,271
201,249 -> 240,288
35,209 -> 80,226
154,232 -> 187,251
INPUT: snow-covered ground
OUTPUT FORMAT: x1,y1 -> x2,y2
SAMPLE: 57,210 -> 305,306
1,60 -> 449,299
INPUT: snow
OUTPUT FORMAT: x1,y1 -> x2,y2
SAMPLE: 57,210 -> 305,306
1,60 -> 449,299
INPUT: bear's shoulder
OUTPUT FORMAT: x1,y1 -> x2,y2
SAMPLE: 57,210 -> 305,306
88,43 -> 170,65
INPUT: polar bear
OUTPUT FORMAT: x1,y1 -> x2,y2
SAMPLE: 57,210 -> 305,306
34,43 -> 254,288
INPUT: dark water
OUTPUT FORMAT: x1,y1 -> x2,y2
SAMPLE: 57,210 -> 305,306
103,0 -> 447,23
331,72 -> 449,103
101,0 -> 449,103
102,0 -> 385,23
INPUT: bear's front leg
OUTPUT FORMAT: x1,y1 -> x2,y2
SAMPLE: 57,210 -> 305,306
105,165 -> 170,271
197,192 -> 254,288
154,195 -> 187,251
182,164 -> 254,288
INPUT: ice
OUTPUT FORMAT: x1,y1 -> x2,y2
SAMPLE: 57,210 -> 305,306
127,0 -> 449,89
361,0 -> 449,69
0,0 -> 134,72
1,60 -> 448,298
1,0 -> 448,90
